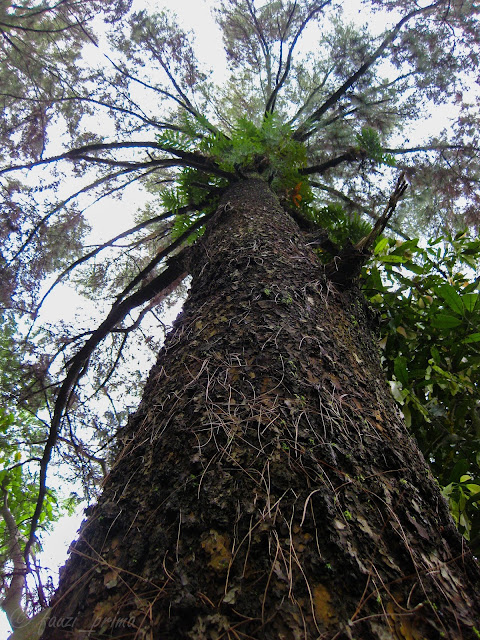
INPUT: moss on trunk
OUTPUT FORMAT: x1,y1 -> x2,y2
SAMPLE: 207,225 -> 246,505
41,179 -> 480,640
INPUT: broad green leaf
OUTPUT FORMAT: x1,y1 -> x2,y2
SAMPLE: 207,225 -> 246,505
449,459 -> 469,483
403,263 -> 425,275
463,293 -> 478,313
394,356 -> 409,386
431,314 -> 463,329
379,255 -> 407,264
430,346 -> 441,364
434,284 -> 464,315
374,237 -> 389,255
463,241 -> 480,254
463,333 -> 480,344
390,239 -> 419,255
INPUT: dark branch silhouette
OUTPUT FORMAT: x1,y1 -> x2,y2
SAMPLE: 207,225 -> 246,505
301,149 -> 365,175
113,207 -> 218,306
264,1 -> 333,115
24,244 -> 193,561
9,167 -> 143,263
324,172 -> 408,286
310,180 -> 411,240
293,2 -> 440,142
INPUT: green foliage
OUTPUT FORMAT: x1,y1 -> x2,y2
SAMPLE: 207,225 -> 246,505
155,113 -> 214,152
158,114 -> 313,240
155,129 -> 195,152
160,168 -> 227,241
0,317 -> 66,586
171,210 -> 206,245
309,203 -> 372,251
178,168 -> 225,209
442,475 -> 480,543
0,406 -> 63,559
355,126 -> 396,167
201,113 -> 310,197
156,117 -> 232,240
0,315 -> 17,401
160,187 -> 187,214
0,314 -> 45,413
363,233 -> 480,550
0,0 -> 128,161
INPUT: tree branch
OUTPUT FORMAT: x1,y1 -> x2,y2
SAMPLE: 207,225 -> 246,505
1,483 -> 29,630
264,0 -> 333,115
102,53 -> 220,135
246,0 -> 273,96
354,172 -> 408,251
24,244 -> 193,562
287,66 -> 333,126
7,167 -> 145,264
293,2 -> 440,142
310,180 -> 411,240
0,140 -> 233,179
324,173 -> 408,287
384,144 -> 480,154
32,206 -> 182,320
301,149 -> 364,175
113,207 -> 217,306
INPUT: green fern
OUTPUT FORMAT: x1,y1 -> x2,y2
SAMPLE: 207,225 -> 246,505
200,114 -> 307,180
171,210 -> 206,244
160,187 -> 187,213
162,169 -> 226,242
310,203 -> 372,249
159,114 -> 315,240
156,128 -> 194,151
356,126 -> 395,166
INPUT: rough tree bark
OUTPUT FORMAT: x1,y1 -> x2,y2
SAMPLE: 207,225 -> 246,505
40,179 -> 480,639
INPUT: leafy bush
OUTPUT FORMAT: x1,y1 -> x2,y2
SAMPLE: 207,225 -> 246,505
363,233 -> 480,550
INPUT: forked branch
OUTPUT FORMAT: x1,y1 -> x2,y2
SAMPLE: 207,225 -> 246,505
354,172 -> 408,251
264,0 -> 333,116
324,172 -> 408,287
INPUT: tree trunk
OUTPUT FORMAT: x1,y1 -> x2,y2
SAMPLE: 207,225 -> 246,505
40,179 -> 480,640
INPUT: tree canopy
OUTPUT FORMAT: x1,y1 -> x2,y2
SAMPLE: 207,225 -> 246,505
1,0 -> 480,628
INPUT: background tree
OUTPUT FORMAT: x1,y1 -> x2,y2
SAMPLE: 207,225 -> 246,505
0,0 -> 480,637
0,313 -> 71,631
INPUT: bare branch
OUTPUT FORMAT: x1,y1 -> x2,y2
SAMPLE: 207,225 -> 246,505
7,167 -> 144,264
113,206 -> 218,306
324,173 -> 408,287
33,206 -> 179,318
265,0 -> 333,115
384,144 -> 480,154
25,244 -> 193,561
354,172 -> 408,251
301,149 -> 364,175
57,436 -> 107,478
102,54 -> 219,133
0,141 -> 232,179
32,188 -> 220,321
245,0 -> 273,95
293,2 -> 441,142
287,67 -> 333,126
